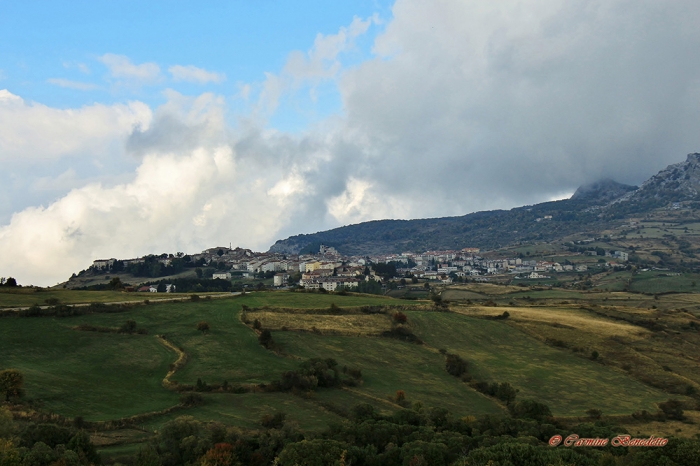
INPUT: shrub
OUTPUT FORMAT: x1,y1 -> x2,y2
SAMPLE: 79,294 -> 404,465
658,400 -> 685,420
261,412 -> 286,429
258,329 -> 274,349
395,390 -> 406,405
381,327 -> 422,344
393,311 -> 408,324
495,382 -> 518,404
196,321 -> 210,333
508,400 -> 552,421
445,353 -> 468,377
180,393 -> 204,406
119,320 -> 137,333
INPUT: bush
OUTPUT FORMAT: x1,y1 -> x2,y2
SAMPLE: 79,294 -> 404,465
197,321 -> 210,333
381,327 -> 422,344
508,400 -> 552,421
119,320 -> 137,333
258,329 -> 274,349
393,311 -> 408,324
658,399 -> 685,420
180,393 -> 204,406
445,353 -> 468,377
260,412 -> 286,429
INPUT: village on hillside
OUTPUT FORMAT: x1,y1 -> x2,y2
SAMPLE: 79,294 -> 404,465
87,242 -> 631,293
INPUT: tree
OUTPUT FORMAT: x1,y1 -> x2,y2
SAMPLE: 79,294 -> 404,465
4,277 -> 17,287
258,329 -> 273,349
108,277 -> 123,290
195,267 -> 203,278
0,370 -> 24,401
197,321 -> 210,334
658,399 -> 685,420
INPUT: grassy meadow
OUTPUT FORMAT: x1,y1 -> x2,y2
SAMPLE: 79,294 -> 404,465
2,286 -> 700,455
0,287 -> 222,308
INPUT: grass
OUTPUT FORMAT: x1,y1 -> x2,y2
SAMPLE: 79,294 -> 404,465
2,288 -> 696,444
628,272 -> 700,294
407,310 -> 669,417
0,316 -> 180,420
0,287 -> 220,308
246,310 -> 393,335
272,331 -> 504,418
139,392 -> 345,432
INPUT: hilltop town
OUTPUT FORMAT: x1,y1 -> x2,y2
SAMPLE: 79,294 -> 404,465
73,239 -> 635,294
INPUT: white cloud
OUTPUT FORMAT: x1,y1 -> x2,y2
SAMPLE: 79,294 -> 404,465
168,65 -> 225,84
0,89 -> 152,161
3,0 -> 700,286
47,78 -> 99,91
333,0 -> 700,210
0,94 -> 319,286
99,53 -> 161,82
63,62 -> 91,74
257,15 -> 375,115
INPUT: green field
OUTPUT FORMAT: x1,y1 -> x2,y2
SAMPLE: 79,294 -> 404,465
0,317 -> 180,420
272,331 -> 504,418
406,311 -> 668,416
0,292 -> 412,422
0,289 -> 689,446
629,271 -> 700,293
0,287 -> 214,308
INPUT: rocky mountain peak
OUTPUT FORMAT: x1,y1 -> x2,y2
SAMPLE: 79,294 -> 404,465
634,152 -> 700,202
570,178 -> 637,203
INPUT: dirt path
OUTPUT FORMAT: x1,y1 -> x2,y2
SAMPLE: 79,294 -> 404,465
156,335 -> 188,390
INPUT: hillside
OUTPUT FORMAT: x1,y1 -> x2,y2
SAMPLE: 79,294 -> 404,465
3,288 -> 700,465
269,153 -> 700,256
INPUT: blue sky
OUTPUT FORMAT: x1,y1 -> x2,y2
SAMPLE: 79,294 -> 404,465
2,0 -> 700,285
0,0 -> 391,129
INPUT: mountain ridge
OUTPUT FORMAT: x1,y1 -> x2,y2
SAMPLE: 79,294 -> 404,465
269,153 -> 700,255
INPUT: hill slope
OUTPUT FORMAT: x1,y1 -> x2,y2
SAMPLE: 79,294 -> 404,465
270,153 -> 700,255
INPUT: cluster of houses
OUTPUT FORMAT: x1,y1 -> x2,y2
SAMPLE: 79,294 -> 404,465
91,244 -> 630,291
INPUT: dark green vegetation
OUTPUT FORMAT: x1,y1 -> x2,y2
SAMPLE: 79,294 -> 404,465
2,288 -> 700,464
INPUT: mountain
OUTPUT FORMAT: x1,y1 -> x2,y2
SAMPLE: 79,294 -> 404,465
269,153 -> 700,255
570,179 -> 637,203
623,153 -> 700,205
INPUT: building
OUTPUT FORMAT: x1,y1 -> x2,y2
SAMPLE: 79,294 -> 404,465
273,273 -> 289,287
212,272 -> 232,280
92,258 -> 116,269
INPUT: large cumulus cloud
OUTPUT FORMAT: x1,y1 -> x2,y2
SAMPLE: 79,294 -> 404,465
335,0 -> 700,213
2,0 -> 700,286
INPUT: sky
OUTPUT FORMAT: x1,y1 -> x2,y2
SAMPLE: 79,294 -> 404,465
1,0 -> 700,286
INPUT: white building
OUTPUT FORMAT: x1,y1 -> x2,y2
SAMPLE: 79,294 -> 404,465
274,273 -> 290,287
